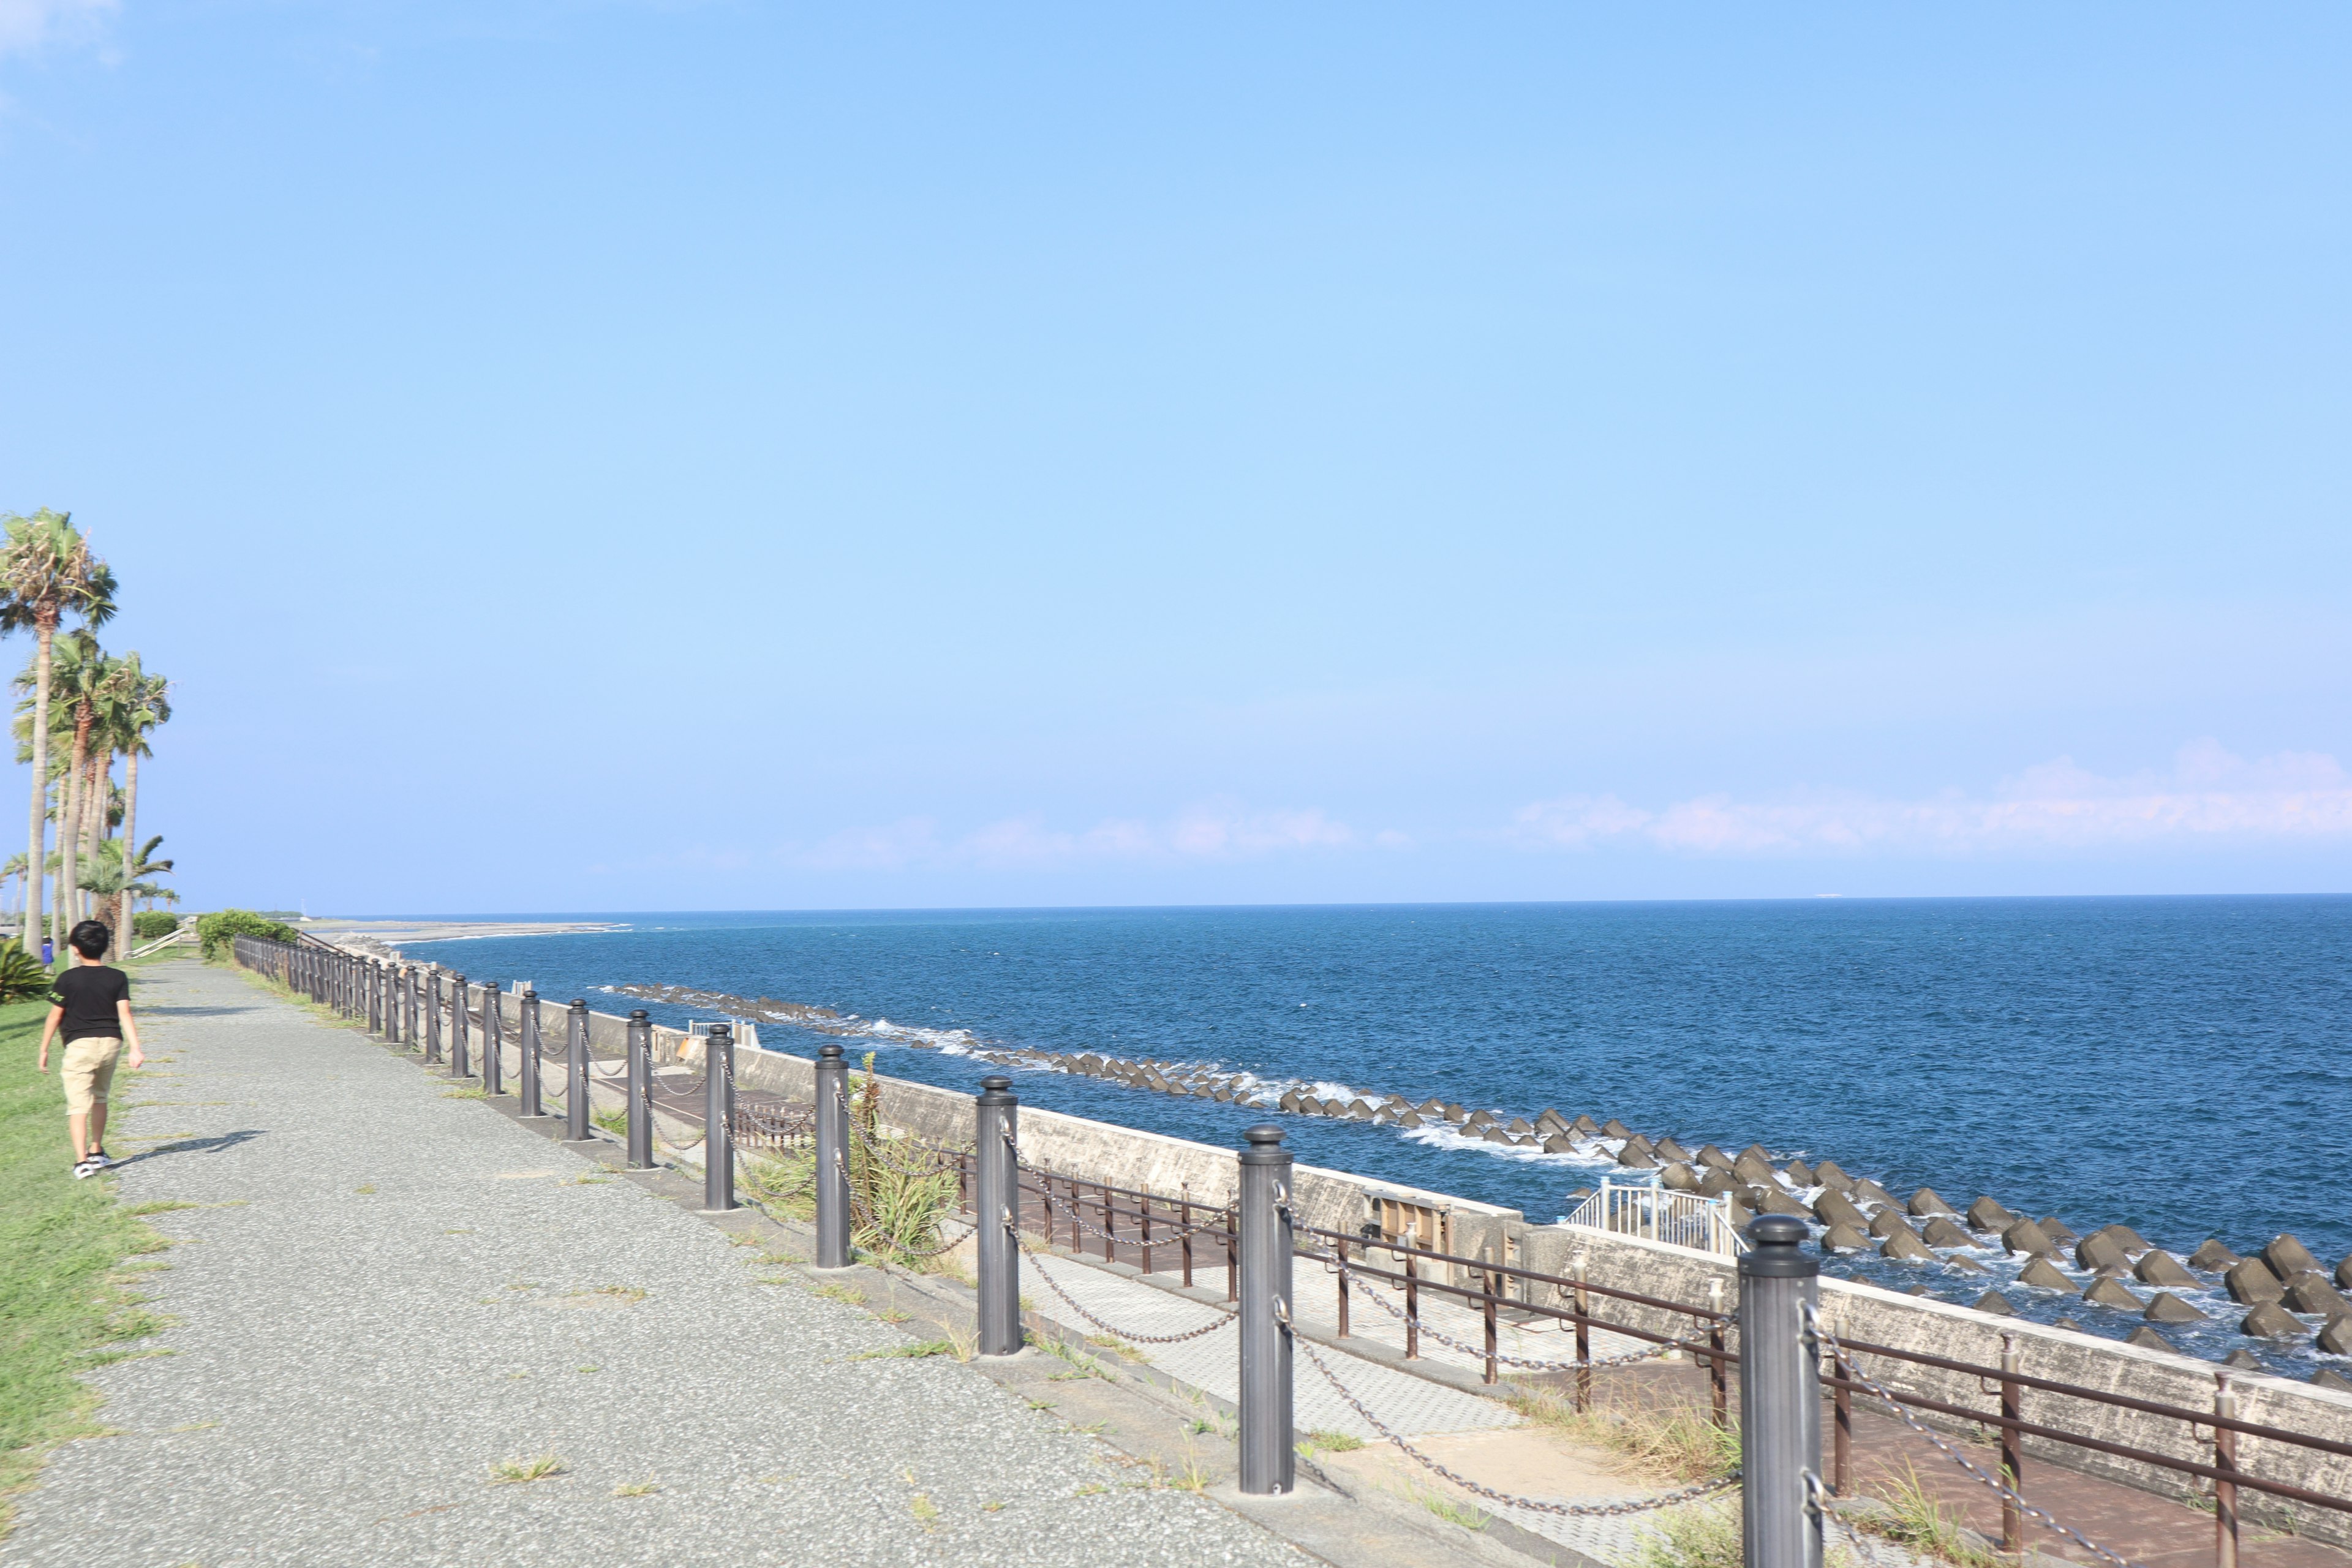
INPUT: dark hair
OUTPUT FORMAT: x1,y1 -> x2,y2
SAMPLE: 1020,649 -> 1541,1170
69,920 -> 110,959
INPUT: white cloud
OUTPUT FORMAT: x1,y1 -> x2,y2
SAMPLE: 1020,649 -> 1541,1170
0,0 -> 116,57
1510,742 -> 2352,857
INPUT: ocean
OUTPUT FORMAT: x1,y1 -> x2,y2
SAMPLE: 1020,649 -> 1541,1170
401,895 -> 2352,1375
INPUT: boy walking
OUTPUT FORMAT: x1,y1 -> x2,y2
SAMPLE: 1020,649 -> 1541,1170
38,919 -> 143,1178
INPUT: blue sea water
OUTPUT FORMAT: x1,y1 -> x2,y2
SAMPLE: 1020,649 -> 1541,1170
404,896 -> 2352,1369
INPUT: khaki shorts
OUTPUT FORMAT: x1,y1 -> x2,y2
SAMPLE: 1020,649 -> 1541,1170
61,1037 -> 123,1116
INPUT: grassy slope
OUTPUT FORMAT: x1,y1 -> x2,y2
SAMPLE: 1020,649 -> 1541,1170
0,981 -> 173,1534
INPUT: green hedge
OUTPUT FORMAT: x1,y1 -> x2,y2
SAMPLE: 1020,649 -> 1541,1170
194,910 -> 302,961
130,912 -> 180,941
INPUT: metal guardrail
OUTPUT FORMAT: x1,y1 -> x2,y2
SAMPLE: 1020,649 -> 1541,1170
1564,1176 -> 1746,1257
225,932 -> 2352,1566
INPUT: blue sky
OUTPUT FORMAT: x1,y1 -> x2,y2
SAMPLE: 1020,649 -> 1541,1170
4,4 -> 2348,913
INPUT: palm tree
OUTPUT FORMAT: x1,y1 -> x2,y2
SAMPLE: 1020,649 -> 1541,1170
0,511 -> 115,957
80,834 -> 172,951
108,656 -> 168,942
40,631 -> 112,932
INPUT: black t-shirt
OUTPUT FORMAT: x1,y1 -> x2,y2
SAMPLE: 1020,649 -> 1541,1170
50,965 -> 130,1042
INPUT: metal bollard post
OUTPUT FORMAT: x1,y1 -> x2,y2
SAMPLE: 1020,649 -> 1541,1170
366,960 -> 380,1033
1739,1213 -> 1824,1568
481,983 -> 505,1096
565,1000 -> 590,1141
450,974 -> 471,1079
425,970 -> 443,1063
1237,1124 -> 1295,1496
626,1010 -> 652,1169
814,1042 -> 851,1268
2215,1373 -> 2240,1568
518,989 -> 545,1116
976,1075 -> 1021,1355
385,965 -> 402,1046
702,1023 -> 735,1212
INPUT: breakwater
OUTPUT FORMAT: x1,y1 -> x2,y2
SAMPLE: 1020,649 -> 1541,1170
604,974 -> 2352,1382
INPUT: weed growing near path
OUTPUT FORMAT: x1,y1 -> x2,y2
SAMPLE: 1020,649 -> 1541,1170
0,995 -> 175,1534
1632,1501 -> 1740,1568
487,1452 -> 567,1485
1507,1387 -> 1741,1482
1854,1463 -> 2002,1568
612,1479 -> 659,1498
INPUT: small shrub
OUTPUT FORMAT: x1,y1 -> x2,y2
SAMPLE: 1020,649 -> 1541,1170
132,911 -> 181,940
1634,1501 -> 1742,1568
0,945 -> 50,1001
194,910 -> 301,961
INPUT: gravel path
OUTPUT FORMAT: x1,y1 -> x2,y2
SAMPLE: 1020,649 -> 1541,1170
4,960 -> 1304,1568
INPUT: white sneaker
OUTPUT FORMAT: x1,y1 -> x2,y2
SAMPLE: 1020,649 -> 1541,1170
71,1159 -> 97,1179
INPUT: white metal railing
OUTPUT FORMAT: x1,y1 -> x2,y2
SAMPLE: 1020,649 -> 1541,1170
1564,1177 -> 1746,1257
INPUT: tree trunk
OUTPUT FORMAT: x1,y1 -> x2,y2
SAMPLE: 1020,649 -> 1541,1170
25,616 -> 53,959
59,708 -> 88,941
119,745 -> 138,951
82,747 -> 106,921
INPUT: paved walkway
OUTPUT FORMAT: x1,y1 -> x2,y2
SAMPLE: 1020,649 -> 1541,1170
4,962 -> 1305,1567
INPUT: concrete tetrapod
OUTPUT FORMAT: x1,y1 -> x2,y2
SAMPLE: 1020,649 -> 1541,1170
2226,1258 -> 2285,1304
2075,1232 -> 2129,1272
1733,1150 -> 1778,1188
1658,1159 -> 1697,1188
1695,1143 -> 1732,1170
2003,1218 -> 2059,1256
1655,1136 -> 1692,1163
1813,1159 -> 1855,1193
2082,1276 -> 2144,1310
2134,1250 -> 2198,1289
1821,1223 -> 1874,1253
1880,1228 -> 1937,1263
1853,1178 -> 1899,1209
2017,1257 -> 2078,1292
2087,1223 -> 2152,1256
2284,1273 -> 2352,1318
2338,1253 -> 2352,1289
1918,1216 -> 1972,1250
2144,1291 -> 2209,1324
1814,1191 -> 1870,1231
1907,1186 -> 1959,1218
2317,1317 -> 2352,1356
2037,1216 -> 2081,1245
1616,1145 -> 1659,1169
2190,1237 -> 2242,1270
2125,1325 -> 2174,1351
2241,1302 -> 2305,1340
2314,1366 -> 2352,1392
1762,1188 -> 1811,1219
1966,1196 -> 2017,1232
1869,1210 -> 1918,1240
1975,1291 -> 2016,1316
1601,1118 -> 1632,1137
1782,1158 -> 1815,1186
2266,1234 -> 2325,1281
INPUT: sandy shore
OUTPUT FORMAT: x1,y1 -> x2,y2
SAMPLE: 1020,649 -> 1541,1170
300,916 -> 625,953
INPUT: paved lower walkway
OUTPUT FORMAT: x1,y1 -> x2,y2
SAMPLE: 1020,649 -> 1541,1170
4,962 -> 1306,1567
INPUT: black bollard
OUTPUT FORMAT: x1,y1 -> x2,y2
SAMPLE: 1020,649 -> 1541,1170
425,970 -> 443,1063
1740,1213 -> 1824,1568
518,989 -> 545,1117
702,1023 -> 735,1212
976,1075 -> 1022,1355
450,974 -> 470,1079
1237,1125 -> 1295,1495
564,1000 -> 590,1141
815,1042 -> 851,1268
481,983 -> 505,1096
626,1010 -> 652,1169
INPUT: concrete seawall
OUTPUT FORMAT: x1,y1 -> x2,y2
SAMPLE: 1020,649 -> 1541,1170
502,995 -> 2352,1547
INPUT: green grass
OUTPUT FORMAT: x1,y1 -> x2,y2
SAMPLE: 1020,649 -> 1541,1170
0,995 -> 175,1534
1632,1501 -> 1741,1568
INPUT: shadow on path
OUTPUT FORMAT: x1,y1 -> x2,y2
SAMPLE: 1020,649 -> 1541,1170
116,1129 -> 268,1166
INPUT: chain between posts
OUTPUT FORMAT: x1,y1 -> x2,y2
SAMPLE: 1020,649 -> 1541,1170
1810,1309 -> 2143,1568
1333,1259 -> 1683,1371
1295,1335 -> 1739,1518
1016,1237 -> 1240,1344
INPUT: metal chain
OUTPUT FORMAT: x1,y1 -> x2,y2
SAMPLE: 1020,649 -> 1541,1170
1333,1259 -> 1680,1371
1016,1240 -> 1240,1344
1811,1311 -> 2142,1568
1295,1335 -> 1740,1517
